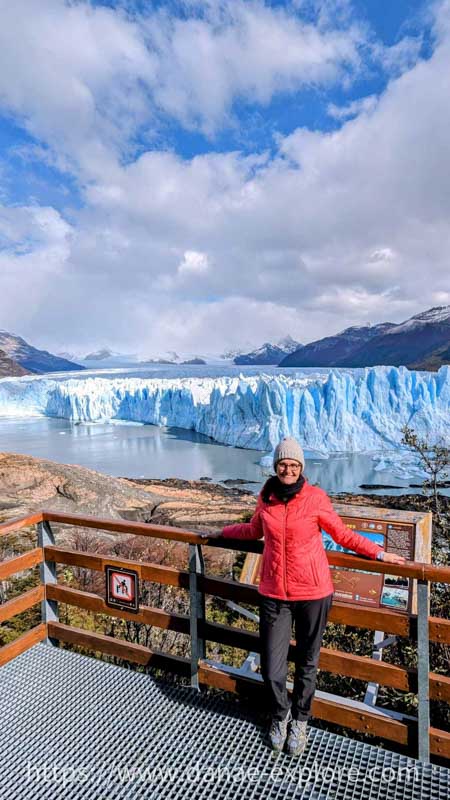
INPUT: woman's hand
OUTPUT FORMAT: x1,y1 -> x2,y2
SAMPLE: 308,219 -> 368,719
198,531 -> 223,540
379,551 -> 406,565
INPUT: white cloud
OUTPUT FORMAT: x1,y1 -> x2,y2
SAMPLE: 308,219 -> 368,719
432,290 -> 450,304
373,35 -> 423,77
0,205 -> 72,262
369,248 -> 394,261
0,0 -> 156,179
178,251 -> 210,275
146,1 -> 365,134
129,296 -> 306,355
0,205 -> 73,335
0,0 -> 367,178
327,94 -> 378,120
0,1 -> 450,354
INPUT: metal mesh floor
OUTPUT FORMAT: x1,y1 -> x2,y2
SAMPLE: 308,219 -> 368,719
0,643 -> 448,800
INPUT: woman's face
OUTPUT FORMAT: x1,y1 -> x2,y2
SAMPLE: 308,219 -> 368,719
276,459 -> 303,485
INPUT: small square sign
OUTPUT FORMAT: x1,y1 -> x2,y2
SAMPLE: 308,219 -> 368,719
105,566 -> 139,613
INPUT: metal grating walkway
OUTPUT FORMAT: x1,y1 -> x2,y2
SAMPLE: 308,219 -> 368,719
0,643 -> 448,800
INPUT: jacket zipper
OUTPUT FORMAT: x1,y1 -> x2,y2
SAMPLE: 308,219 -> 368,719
283,499 -> 288,598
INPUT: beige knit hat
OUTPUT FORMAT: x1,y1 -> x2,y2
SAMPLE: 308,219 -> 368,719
273,437 -> 305,470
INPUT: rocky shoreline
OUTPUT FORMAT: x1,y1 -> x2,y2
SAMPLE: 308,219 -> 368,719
1,452 -> 448,549
0,453 -> 257,532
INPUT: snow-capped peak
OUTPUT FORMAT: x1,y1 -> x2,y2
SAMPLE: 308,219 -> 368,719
386,305 -> 450,335
83,348 -> 119,361
276,335 -> 302,353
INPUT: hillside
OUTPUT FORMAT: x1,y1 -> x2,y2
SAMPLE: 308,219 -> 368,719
279,306 -> 450,370
0,330 -> 84,374
235,336 -> 302,365
339,307 -> 450,369
0,452 -> 256,531
279,324 -> 394,367
0,348 -> 31,377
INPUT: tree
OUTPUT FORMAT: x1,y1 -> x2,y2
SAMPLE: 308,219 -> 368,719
400,424 -> 450,516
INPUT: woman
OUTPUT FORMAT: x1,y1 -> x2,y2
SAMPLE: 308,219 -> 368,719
205,437 -> 405,757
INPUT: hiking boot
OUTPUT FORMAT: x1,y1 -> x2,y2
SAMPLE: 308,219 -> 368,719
268,710 -> 291,752
286,719 -> 308,757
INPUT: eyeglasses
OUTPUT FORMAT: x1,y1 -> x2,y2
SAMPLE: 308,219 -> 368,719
277,462 -> 301,472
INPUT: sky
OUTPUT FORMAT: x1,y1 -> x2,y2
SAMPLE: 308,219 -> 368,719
0,0 -> 449,358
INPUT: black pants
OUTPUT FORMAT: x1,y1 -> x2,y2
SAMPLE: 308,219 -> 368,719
259,593 -> 333,722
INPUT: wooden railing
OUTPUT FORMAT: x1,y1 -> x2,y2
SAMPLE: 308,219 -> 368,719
1,509 -> 449,764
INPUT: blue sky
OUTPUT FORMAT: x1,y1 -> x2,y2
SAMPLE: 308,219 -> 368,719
1,0 -> 432,204
0,0 -> 449,355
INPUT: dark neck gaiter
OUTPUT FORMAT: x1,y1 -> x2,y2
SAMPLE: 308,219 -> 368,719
261,474 -> 305,503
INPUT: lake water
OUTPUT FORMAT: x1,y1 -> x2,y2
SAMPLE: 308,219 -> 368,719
1,363 -> 442,496
0,414 -> 426,496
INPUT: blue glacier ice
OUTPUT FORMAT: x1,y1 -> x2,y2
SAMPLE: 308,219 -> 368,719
0,365 -> 448,455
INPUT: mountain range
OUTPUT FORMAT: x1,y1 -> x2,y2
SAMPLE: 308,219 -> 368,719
278,324 -> 392,368
0,330 -> 84,377
234,336 -> 302,365
60,349 -> 211,368
279,306 -> 450,370
1,304 -> 449,378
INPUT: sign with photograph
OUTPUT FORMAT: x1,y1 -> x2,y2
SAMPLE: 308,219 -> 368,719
105,565 -> 139,613
325,516 -> 415,613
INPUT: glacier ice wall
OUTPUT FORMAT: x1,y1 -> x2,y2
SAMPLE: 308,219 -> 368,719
0,365 -> 449,454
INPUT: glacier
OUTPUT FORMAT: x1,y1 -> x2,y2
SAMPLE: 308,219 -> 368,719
0,365 -> 449,455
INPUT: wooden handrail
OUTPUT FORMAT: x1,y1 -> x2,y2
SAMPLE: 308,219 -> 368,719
0,547 -> 42,580
0,624 -> 47,666
42,510 -> 204,544
46,582 -> 450,702
0,507 -> 448,583
0,506 -> 449,762
0,585 -> 44,624
0,511 -> 44,537
47,583 -> 190,632
43,545 -> 450,642
47,621 -> 191,675
44,545 -> 190,587
39,509 -> 450,583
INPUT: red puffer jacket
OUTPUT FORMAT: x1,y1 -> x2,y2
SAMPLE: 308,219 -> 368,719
222,479 -> 383,601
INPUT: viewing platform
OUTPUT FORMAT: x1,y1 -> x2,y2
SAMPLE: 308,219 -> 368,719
2,641 -> 449,799
1,508 -> 449,798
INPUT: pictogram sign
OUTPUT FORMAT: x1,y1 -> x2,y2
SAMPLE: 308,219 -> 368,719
105,565 -> 139,613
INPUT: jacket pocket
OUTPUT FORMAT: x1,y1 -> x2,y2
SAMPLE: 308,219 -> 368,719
289,554 -> 316,587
